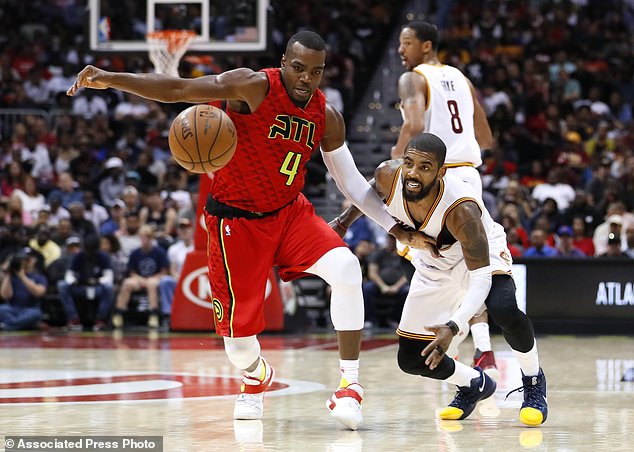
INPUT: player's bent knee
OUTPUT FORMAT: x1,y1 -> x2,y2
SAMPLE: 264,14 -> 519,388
223,336 -> 261,370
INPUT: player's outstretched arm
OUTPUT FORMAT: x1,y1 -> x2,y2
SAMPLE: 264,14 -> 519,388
443,201 -> 492,335
67,65 -> 268,107
391,71 -> 426,159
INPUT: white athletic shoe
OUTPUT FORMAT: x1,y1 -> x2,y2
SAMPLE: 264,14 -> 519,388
233,359 -> 275,420
327,383 -> 363,430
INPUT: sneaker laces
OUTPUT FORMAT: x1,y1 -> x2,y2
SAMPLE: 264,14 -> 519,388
449,387 -> 470,406
236,393 -> 263,408
505,381 -> 542,406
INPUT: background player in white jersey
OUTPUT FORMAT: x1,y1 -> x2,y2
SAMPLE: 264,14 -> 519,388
377,133 -> 547,425
392,20 -> 497,371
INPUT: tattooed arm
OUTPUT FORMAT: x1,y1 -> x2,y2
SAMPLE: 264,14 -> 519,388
391,71 -> 426,159
422,201 -> 493,368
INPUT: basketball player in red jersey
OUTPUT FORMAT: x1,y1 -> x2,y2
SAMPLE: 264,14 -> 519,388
68,31 -> 433,430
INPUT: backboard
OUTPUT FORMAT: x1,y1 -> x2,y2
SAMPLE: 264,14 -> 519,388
88,0 -> 268,53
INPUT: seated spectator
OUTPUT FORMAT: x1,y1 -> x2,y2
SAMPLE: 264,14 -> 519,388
159,218 -> 195,328
593,212 -> 624,257
17,134 -> 54,187
71,90 -> 108,119
47,194 -> 71,227
117,210 -> 142,258
523,229 -> 558,258
99,234 -> 127,284
531,167 -> 575,212
139,187 -> 177,248
67,201 -> 97,239
113,225 -> 169,329
121,185 -> 141,213
1,161 -> 25,201
11,175 -> 46,222
571,216 -> 595,256
362,236 -> 408,329
28,225 -> 61,268
46,236 -> 83,287
98,157 -> 126,208
0,249 -> 47,331
554,226 -> 586,258
598,233 -> 631,259
83,190 -> 109,232
100,200 -> 126,236
47,172 -> 83,209
57,235 -> 115,331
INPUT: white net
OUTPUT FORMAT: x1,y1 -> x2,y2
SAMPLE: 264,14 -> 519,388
146,30 -> 196,77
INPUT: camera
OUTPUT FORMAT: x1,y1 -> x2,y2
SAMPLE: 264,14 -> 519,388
8,255 -> 25,274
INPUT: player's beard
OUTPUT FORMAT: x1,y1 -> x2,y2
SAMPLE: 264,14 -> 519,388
403,178 -> 435,202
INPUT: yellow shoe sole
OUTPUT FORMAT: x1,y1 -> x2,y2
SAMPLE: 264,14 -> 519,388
439,406 -> 464,420
520,407 -> 544,426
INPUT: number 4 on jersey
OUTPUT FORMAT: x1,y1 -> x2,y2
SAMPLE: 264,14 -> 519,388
279,151 -> 302,186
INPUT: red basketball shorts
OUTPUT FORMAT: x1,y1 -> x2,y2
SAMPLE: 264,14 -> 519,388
204,193 -> 347,337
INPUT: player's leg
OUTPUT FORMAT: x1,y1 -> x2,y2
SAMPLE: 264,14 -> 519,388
485,274 -> 547,425
469,310 -> 499,380
398,267 -> 496,420
204,213 -> 279,420
397,336 -> 496,420
306,247 -> 364,430
275,195 -> 364,430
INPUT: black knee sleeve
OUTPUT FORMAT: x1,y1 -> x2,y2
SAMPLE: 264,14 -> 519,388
485,275 -> 535,352
397,336 -> 455,380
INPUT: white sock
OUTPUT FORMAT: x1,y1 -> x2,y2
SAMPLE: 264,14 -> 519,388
470,322 -> 492,352
244,357 -> 266,384
339,359 -> 359,386
513,340 -> 540,376
446,361 -> 481,387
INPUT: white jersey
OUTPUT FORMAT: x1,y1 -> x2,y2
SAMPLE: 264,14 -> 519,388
386,172 -> 511,274
411,63 -> 482,167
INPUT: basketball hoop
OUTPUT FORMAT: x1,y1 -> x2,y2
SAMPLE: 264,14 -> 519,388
146,30 -> 196,77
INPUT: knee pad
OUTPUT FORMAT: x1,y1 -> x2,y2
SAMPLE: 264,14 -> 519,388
486,275 -> 520,326
223,336 -> 261,370
398,337 -> 456,380
306,247 -> 364,331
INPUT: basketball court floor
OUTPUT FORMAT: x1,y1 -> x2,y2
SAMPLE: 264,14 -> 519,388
1,331 -> 632,451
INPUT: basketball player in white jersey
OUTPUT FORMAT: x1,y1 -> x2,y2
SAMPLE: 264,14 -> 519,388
392,20 -> 498,370
333,20 -> 498,372
378,133 -> 548,425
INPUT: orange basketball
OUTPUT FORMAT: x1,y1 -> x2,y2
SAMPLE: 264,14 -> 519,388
168,104 -> 237,173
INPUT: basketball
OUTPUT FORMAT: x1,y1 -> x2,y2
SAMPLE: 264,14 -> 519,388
168,104 -> 237,173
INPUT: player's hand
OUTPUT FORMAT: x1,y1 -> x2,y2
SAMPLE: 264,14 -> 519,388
389,225 -> 442,257
66,65 -> 111,96
328,218 -> 348,239
421,324 -> 455,370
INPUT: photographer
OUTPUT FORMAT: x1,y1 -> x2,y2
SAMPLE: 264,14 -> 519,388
0,249 -> 47,331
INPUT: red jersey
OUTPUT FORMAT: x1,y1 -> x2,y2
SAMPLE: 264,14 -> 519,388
209,68 -> 326,212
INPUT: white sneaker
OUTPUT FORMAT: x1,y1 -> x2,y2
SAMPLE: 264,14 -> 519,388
233,359 -> 275,420
327,383 -> 363,430
234,393 -> 265,420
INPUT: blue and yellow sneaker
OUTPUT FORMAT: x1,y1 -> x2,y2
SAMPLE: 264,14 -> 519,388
439,367 -> 497,420
506,368 -> 548,426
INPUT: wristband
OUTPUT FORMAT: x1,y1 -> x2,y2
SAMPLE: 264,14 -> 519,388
334,217 -> 349,232
445,320 -> 459,336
